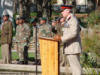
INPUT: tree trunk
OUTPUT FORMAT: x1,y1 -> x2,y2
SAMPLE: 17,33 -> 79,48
24,0 -> 31,18
19,0 -> 23,17
36,0 -> 43,18
42,0 -> 52,19
13,0 -> 17,14
63,0 -> 66,5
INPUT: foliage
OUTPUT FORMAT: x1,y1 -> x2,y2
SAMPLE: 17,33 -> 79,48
51,0 -> 57,4
83,64 -> 99,75
0,30 -> 1,46
0,47 -> 35,60
12,52 -> 35,60
79,18 -> 88,28
13,13 -> 19,19
30,12 -> 37,17
80,52 -> 97,68
52,11 -> 60,16
80,52 -> 99,74
0,47 -> 1,59
85,10 -> 100,28
82,33 -> 100,57
79,9 -> 100,28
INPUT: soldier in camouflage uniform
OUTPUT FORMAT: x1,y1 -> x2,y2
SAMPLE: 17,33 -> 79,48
1,12 -> 13,64
30,18 -> 39,50
39,17 -> 52,38
30,17 -> 52,64
30,18 -> 41,64
15,17 -> 30,64
15,17 -> 20,26
30,18 -> 39,59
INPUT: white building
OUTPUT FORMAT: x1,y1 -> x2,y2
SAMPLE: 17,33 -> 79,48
57,0 -> 63,5
76,0 -> 88,5
0,0 -> 14,21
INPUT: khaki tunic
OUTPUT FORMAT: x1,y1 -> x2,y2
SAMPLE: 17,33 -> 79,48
61,14 -> 82,75
1,21 -> 13,44
61,14 -> 82,54
1,20 -> 13,64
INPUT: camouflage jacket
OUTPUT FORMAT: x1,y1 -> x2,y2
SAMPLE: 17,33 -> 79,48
1,20 -> 13,44
15,23 -> 30,45
51,23 -> 63,37
38,23 -> 52,38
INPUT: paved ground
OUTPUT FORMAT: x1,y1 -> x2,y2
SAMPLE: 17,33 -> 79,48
0,59 -> 41,65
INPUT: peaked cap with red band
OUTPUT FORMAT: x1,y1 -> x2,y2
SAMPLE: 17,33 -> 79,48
61,5 -> 73,10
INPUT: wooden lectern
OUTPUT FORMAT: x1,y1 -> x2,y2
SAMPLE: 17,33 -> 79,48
39,37 -> 59,75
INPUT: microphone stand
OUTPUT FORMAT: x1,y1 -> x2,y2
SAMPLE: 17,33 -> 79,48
35,25 -> 38,75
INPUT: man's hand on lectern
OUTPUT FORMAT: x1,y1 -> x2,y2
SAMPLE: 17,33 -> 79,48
53,35 -> 61,41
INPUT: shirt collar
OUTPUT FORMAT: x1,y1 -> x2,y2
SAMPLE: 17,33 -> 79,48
66,14 -> 71,21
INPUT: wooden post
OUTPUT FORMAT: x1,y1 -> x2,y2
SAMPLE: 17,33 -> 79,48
39,37 -> 59,75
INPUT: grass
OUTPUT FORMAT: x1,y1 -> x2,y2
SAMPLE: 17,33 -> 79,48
0,46 -> 35,60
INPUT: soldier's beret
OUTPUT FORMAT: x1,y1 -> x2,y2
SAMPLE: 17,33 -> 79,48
30,18 -> 37,23
40,17 -> 47,21
61,5 -> 73,11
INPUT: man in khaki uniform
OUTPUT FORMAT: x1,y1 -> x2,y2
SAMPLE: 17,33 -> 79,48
54,5 -> 82,75
51,19 -> 66,66
1,12 -> 13,64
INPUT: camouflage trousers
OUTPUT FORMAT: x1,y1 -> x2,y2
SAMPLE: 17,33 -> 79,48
1,44 -> 12,64
16,43 -> 28,62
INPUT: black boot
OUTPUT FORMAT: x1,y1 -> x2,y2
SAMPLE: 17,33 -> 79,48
17,61 -> 24,64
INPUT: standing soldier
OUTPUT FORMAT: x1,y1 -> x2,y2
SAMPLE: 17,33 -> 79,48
30,18 -> 39,50
15,17 -> 30,64
15,15 -> 20,26
14,17 -> 20,50
30,18 -> 40,65
15,18 -> 19,25
54,5 -> 82,75
39,17 -> 52,38
1,12 -> 13,64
